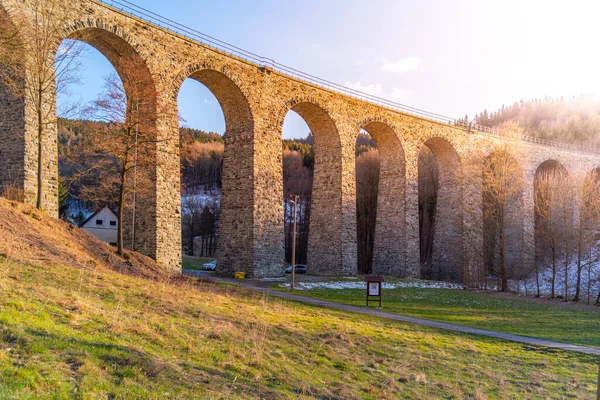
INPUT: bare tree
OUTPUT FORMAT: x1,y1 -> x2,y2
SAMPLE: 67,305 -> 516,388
181,194 -> 202,256
574,169 -> 600,302
70,60 -> 159,256
481,145 -> 524,292
456,143 -> 526,292
535,170 -> 558,298
0,0 -> 85,210
535,167 -> 572,299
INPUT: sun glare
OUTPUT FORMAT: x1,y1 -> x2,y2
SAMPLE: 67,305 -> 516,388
496,1 -> 600,97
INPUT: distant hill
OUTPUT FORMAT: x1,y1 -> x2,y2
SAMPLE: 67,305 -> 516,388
58,118 -> 225,216
473,95 -> 600,147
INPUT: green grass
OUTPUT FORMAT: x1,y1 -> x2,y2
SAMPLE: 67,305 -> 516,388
279,282 -> 600,348
1,259 -> 599,399
181,255 -> 214,270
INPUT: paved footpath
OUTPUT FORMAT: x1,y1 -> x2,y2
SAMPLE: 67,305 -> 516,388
183,270 -> 600,356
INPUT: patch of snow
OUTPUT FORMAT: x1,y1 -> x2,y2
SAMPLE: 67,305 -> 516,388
279,280 -> 463,291
181,187 -> 221,207
513,261 -> 600,300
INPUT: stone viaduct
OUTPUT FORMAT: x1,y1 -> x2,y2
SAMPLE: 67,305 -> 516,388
1,0 -> 600,278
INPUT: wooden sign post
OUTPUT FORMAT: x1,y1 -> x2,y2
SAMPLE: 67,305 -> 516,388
365,275 -> 384,307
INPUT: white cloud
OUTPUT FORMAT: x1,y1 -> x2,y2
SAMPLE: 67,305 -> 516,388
390,87 -> 411,100
345,81 -> 412,102
346,81 -> 384,96
380,56 -> 421,73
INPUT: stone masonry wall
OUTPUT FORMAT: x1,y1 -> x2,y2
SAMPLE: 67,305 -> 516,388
2,0 -> 600,278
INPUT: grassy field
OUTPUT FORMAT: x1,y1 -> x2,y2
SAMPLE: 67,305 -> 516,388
278,282 -> 600,348
0,258 -> 599,399
181,255 -> 214,270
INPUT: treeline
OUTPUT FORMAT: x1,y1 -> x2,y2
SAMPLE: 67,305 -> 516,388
179,129 -> 224,258
59,119 -> 381,271
58,119 -> 226,197
180,127 -> 224,190
474,95 -> 600,146
282,132 -> 379,271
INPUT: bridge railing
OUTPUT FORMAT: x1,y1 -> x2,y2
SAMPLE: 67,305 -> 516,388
96,0 -> 600,155
454,120 -> 597,153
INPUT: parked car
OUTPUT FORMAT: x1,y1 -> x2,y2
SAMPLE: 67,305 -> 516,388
202,260 -> 217,271
284,264 -> 307,274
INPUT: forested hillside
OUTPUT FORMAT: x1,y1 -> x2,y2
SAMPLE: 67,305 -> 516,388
57,120 -> 380,270
473,95 -> 600,146
58,119 -> 225,255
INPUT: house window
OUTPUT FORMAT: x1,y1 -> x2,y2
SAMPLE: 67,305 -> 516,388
110,221 -> 117,226
96,219 -> 103,225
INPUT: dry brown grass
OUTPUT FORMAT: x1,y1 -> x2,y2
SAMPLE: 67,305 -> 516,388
0,197 -> 168,279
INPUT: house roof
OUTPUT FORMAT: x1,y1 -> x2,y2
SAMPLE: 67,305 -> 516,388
79,206 -> 119,228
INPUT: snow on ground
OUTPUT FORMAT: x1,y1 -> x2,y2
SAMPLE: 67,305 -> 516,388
181,187 -> 221,207
513,262 -> 600,300
273,263 -> 599,300
279,280 -> 463,291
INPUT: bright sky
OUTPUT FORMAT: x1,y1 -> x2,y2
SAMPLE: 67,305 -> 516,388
62,0 -> 600,139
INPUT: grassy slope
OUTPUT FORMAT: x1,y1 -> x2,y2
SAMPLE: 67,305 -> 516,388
1,258 -> 599,399
0,199 -> 598,398
279,285 -> 600,348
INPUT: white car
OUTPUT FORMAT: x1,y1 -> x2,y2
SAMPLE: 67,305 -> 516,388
202,260 -> 217,271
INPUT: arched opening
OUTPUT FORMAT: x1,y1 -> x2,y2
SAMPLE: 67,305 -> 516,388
482,149 -> 524,291
57,41 -> 117,222
178,78 -> 225,268
418,137 -> 463,282
55,27 -> 158,257
355,130 -> 378,274
282,111 -> 313,268
357,122 -> 406,276
281,102 -> 342,275
534,159 -> 572,298
176,68 -> 254,276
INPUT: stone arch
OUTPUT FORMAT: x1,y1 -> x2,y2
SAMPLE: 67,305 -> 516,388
63,18 -> 151,59
418,136 -> 463,282
62,19 -> 155,96
277,98 -> 343,275
358,120 -> 406,276
172,66 -> 254,141
482,149 -> 524,282
57,23 -> 160,256
535,159 -> 568,175
533,159 -> 572,293
173,65 -> 255,275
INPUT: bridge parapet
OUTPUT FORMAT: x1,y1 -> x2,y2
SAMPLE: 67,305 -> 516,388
98,0 -> 600,156
2,0 -> 600,279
